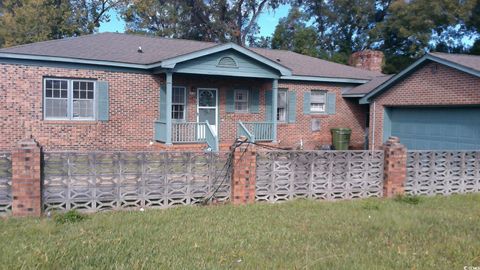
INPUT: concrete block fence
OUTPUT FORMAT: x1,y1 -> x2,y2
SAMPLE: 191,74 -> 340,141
1,137 -> 478,217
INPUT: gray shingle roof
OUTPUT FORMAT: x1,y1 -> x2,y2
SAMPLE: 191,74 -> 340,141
0,32 -> 217,64
249,48 -> 382,80
344,75 -> 393,96
0,32 -> 381,80
430,52 -> 480,72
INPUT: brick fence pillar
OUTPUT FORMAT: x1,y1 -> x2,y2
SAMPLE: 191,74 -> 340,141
12,138 -> 42,217
382,136 -> 407,197
231,142 -> 256,205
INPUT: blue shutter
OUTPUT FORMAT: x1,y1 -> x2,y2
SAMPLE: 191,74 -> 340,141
159,84 -> 166,122
96,81 -> 109,121
265,90 -> 272,121
226,90 -> 235,113
303,92 -> 311,114
249,89 -> 259,113
327,92 -> 336,115
184,87 -> 188,122
288,91 -> 296,123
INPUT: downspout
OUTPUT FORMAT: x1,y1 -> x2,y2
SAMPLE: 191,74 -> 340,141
371,101 -> 376,150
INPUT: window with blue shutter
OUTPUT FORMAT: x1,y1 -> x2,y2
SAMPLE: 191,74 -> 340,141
249,89 -> 259,113
96,81 -> 109,121
265,90 -> 272,121
327,92 -> 336,115
159,84 -> 166,122
303,92 -> 311,114
288,91 -> 296,123
226,90 -> 235,113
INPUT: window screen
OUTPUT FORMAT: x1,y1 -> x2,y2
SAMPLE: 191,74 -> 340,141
44,79 -> 68,119
311,90 -> 326,113
44,78 -> 96,120
277,90 -> 287,122
73,81 -> 95,119
172,86 -> 186,120
234,89 -> 249,112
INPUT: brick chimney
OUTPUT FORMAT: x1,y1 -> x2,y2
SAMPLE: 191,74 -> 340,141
348,50 -> 384,73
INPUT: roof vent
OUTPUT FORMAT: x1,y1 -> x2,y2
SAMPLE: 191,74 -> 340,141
137,46 -> 143,53
217,56 -> 238,68
276,58 -> 281,62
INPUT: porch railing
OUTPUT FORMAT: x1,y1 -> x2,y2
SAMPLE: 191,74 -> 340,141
155,121 -> 207,143
205,120 -> 219,151
172,122 -> 207,143
238,122 -> 275,142
237,121 -> 255,142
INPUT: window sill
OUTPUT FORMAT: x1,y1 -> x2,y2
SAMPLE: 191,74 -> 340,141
310,113 -> 329,118
42,120 -> 99,125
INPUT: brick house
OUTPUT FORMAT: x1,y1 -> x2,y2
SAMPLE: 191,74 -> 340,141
0,33 -> 478,151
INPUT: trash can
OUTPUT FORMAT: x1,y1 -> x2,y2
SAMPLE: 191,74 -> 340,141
331,128 -> 351,150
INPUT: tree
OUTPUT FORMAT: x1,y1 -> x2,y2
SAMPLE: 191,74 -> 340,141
271,7 -> 318,57
121,0 -> 286,45
0,0 -> 117,48
299,0 -> 390,56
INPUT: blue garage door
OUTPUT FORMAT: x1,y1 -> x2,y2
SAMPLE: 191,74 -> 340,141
386,107 -> 480,150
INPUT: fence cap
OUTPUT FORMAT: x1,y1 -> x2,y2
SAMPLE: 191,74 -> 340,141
16,138 -> 40,149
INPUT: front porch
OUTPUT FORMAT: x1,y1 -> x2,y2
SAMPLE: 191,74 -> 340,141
154,73 -> 280,151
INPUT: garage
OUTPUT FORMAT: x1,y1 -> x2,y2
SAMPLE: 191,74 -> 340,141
384,107 -> 480,150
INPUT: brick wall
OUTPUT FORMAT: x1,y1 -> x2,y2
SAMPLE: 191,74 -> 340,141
0,64 -> 161,151
277,81 -> 367,150
369,62 -> 480,149
0,63 -> 368,151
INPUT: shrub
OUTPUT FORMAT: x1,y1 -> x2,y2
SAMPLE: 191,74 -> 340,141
54,210 -> 87,224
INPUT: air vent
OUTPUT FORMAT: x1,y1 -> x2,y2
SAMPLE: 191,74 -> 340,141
217,56 -> 238,68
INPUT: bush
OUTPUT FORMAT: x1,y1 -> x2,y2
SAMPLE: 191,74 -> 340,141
54,210 -> 87,224
394,195 -> 422,205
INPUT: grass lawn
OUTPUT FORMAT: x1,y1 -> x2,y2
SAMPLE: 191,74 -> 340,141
1,194 -> 480,269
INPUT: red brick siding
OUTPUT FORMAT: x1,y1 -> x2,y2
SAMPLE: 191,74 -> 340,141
369,62 -> 480,149
0,64 -> 160,151
277,81 -> 367,149
0,63 -> 368,151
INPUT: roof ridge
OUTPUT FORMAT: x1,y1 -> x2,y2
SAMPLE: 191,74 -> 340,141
102,32 -> 220,46
0,33 -> 100,51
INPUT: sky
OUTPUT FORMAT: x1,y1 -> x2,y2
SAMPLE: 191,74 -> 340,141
98,4 -> 291,37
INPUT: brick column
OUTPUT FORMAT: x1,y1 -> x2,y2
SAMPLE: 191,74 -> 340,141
231,143 -> 256,205
12,138 -> 42,217
382,136 -> 407,197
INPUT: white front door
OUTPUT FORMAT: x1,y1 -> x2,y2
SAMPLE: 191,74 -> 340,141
197,88 -> 218,137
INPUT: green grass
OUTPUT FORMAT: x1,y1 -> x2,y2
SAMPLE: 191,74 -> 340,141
1,194 -> 480,269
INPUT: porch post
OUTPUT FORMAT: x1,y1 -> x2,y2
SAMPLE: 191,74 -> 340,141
272,79 -> 278,142
165,72 -> 173,145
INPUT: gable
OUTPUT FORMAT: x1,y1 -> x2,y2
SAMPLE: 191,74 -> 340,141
373,62 -> 480,105
173,50 -> 281,79
360,53 -> 480,104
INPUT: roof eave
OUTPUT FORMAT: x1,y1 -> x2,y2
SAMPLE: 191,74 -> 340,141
280,75 -> 369,84
0,52 -> 149,70
342,93 -> 366,98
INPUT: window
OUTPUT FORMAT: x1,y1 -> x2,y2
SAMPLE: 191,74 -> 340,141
172,86 -> 186,121
311,90 -> 327,113
217,56 -> 238,68
234,89 -> 249,112
44,78 -> 95,120
277,90 -> 287,122
73,81 -> 95,119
